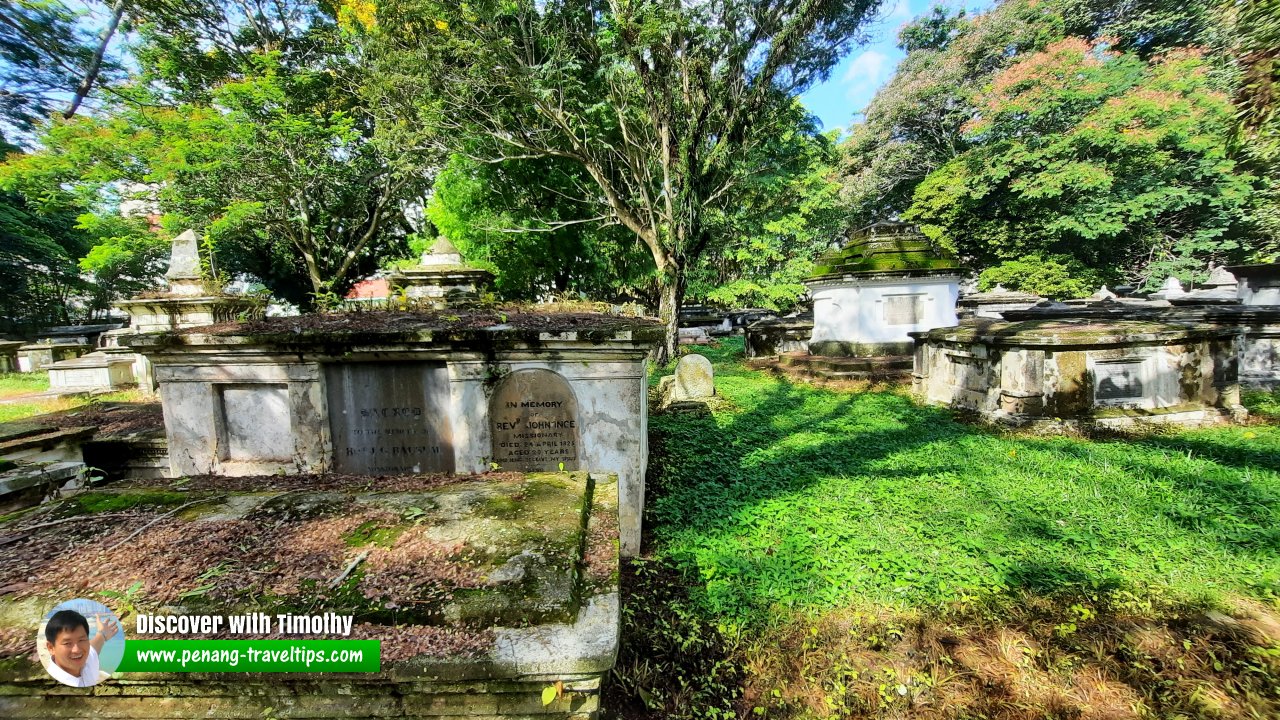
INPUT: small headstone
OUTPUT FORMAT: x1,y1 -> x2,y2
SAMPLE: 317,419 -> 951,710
1204,266 -> 1238,289
166,230 -> 204,296
661,354 -> 715,406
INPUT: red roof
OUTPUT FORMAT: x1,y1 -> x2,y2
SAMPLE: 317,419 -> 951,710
346,278 -> 390,300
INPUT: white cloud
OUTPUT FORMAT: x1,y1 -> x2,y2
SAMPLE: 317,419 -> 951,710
842,50 -> 891,100
884,0 -> 913,22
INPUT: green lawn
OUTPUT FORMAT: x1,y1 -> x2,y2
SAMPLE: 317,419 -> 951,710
0,372 -> 48,398
617,339 -> 1280,718
649,340 -> 1279,619
0,373 -> 147,424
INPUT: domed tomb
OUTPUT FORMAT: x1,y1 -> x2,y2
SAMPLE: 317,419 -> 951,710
805,222 -> 967,357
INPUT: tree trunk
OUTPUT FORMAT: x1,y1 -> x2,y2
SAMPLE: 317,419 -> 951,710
654,265 -> 685,367
63,0 -> 126,119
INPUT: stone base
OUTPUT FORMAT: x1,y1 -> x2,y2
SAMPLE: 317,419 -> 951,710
744,317 -> 812,358
808,340 -> 915,358
0,472 -> 620,719
748,353 -> 912,382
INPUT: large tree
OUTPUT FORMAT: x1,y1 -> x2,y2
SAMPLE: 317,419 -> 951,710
839,0 -> 1222,230
902,39 -> 1253,290
1,1 -> 436,307
370,0 -> 881,361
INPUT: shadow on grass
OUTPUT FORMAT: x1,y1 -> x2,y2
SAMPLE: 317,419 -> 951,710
645,347 -> 1280,618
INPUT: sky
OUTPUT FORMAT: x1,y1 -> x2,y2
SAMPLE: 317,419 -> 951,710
799,0 -> 994,135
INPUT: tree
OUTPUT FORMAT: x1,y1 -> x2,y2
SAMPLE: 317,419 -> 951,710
0,0 -> 128,143
902,39 -> 1253,288
1,1 -> 436,308
370,0 -> 881,362
0,189 -> 91,332
426,153 -> 654,302
1224,0 -> 1280,261
839,0 -> 1223,232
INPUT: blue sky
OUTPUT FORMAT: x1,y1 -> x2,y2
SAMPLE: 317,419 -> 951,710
799,0 -> 994,134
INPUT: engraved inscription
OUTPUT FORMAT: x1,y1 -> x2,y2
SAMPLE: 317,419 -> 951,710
326,363 -> 454,474
1095,360 -> 1144,401
884,294 -> 924,326
490,369 -> 580,471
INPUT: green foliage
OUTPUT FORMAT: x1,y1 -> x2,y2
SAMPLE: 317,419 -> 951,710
977,254 -> 1107,299
77,214 -> 169,312
688,116 -> 848,312
841,0 -> 1249,286
0,1 -> 108,140
610,559 -> 744,719
425,153 -> 652,302
0,188 -> 91,331
904,39 -> 1253,287
648,340 -> 1280,624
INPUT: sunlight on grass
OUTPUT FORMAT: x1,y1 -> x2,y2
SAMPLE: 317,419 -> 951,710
0,372 -> 48,399
649,338 -> 1280,621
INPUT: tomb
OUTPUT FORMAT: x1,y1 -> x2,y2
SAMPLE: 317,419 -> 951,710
0,340 -> 21,372
657,354 -> 716,407
805,222 -> 966,358
388,235 -> 494,304
0,471 -> 620,718
111,230 -> 264,390
124,308 -> 661,557
17,339 -> 89,372
46,353 -> 137,394
912,316 -> 1245,427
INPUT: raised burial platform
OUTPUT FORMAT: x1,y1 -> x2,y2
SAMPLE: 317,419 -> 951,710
912,317 -> 1244,428
0,471 -> 618,719
124,309 -> 660,556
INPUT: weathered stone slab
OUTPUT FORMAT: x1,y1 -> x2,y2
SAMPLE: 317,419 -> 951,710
220,384 -> 292,461
490,369 -> 579,472
327,363 -> 455,474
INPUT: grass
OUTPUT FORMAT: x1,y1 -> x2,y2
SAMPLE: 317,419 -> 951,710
613,338 -> 1280,719
0,372 -> 148,425
0,372 -> 48,398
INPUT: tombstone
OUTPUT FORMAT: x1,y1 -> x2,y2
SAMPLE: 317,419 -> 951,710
489,369 -> 580,471
0,341 -> 21,373
806,223 -> 966,357
327,363 -> 455,474
660,354 -> 715,406
388,235 -> 494,305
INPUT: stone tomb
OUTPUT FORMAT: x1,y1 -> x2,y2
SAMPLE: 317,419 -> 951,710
912,317 -> 1244,427
126,310 -> 660,555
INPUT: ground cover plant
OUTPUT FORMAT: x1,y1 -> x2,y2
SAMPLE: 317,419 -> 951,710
610,338 -> 1280,719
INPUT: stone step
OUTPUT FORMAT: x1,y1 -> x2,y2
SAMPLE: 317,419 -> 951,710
747,354 -> 914,382
773,353 -> 913,372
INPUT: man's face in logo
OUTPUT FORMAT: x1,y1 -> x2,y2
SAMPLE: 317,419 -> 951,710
47,625 -> 90,675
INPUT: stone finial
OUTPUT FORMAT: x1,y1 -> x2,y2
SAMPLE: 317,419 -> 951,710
1204,266 -> 1238,288
1090,286 -> 1117,301
1161,277 -> 1185,296
165,230 -> 204,296
419,235 -> 465,267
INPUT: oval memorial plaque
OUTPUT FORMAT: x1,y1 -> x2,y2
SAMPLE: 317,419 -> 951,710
489,369 -> 580,472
